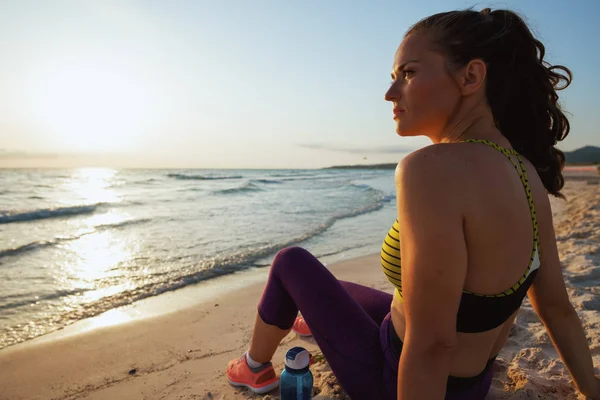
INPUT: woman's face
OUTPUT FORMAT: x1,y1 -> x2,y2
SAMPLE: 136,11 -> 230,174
384,32 -> 462,139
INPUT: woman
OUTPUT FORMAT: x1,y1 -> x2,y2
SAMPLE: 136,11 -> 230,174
225,8 -> 600,399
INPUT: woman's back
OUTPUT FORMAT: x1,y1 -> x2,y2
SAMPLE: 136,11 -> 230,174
390,136 -> 553,377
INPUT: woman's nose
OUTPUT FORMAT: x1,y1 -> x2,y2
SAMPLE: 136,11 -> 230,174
384,83 -> 399,102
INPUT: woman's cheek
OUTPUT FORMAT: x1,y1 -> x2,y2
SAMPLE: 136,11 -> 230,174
418,76 -> 454,129
409,79 -> 438,129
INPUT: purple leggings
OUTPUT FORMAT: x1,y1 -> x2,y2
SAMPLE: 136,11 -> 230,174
257,247 -> 494,400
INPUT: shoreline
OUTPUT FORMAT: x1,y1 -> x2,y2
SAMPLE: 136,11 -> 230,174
0,253 -> 392,400
5,265 -> 275,350
0,242 -> 385,352
6,245 -> 380,352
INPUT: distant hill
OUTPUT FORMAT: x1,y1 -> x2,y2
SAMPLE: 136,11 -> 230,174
323,146 -> 600,169
564,146 -> 600,165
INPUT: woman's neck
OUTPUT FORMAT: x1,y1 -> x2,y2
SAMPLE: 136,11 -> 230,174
432,102 -> 499,144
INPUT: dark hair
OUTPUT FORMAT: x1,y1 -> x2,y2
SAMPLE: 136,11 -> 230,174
407,8 -> 572,197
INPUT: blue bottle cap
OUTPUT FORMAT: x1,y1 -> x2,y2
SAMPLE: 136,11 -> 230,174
284,346 -> 311,370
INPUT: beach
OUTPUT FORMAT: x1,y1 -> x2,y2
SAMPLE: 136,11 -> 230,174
1,0 -> 598,397
1,177 -> 599,399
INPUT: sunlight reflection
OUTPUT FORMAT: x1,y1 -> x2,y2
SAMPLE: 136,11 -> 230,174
53,167 -> 143,321
79,308 -> 134,332
81,211 -> 132,229
63,168 -> 120,204
69,231 -> 128,279
62,230 -> 137,303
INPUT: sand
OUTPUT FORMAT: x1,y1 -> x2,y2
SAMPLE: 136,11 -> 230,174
485,180 -> 600,400
0,178 -> 598,400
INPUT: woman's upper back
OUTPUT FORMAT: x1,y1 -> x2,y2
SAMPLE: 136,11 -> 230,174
383,139 -> 543,306
386,138 -> 557,375
457,139 -> 547,299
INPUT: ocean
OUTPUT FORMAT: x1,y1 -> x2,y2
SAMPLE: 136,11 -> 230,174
0,168 -> 398,349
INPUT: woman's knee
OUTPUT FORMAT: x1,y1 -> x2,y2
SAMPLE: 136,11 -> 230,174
271,246 -> 312,271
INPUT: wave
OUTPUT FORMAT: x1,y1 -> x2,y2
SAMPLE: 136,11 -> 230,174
94,218 -> 152,230
205,192 -> 389,267
0,288 -> 90,312
167,173 -> 242,181
214,182 -> 262,195
315,243 -> 372,259
270,173 -> 317,178
130,178 -> 159,185
0,194 -> 387,348
0,203 -> 104,225
0,177 -> 393,349
280,175 -> 341,182
0,218 -> 151,259
0,240 -> 62,258
178,187 -> 205,193
252,179 -> 283,184
348,183 -> 394,202
348,182 -> 380,193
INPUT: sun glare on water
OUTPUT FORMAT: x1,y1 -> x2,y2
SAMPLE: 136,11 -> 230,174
56,168 -> 140,319
62,168 -> 121,204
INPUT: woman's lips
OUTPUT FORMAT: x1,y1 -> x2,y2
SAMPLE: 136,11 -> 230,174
393,109 -> 405,119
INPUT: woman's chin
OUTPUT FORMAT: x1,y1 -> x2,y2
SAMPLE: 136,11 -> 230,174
394,126 -> 417,137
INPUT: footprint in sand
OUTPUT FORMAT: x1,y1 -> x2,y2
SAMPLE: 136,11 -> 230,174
566,230 -> 592,240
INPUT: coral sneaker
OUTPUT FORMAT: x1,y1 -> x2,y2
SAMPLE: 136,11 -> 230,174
226,354 -> 279,394
292,315 -> 312,337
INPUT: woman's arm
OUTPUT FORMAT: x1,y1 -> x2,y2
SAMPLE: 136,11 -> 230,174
527,193 -> 600,399
395,149 -> 467,400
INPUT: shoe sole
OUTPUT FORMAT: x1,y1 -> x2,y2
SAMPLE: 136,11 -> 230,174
227,378 -> 280,394
292,329 -> 312,337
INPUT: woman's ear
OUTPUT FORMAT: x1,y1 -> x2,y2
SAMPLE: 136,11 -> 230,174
456,58 -> 487,96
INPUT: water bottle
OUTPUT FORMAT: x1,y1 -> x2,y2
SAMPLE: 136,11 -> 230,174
279,346 -> 313,400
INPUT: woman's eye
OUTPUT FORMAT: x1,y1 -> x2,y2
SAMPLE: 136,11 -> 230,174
389,70 -> 415,85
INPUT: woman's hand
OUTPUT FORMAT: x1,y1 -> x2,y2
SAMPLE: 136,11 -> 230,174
581,376 -> 600,399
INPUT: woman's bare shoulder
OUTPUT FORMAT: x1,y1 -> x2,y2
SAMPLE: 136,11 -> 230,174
395,143 -> 474,186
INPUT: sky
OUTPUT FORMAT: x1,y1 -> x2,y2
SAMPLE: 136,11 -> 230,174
0,0 -> 598,169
